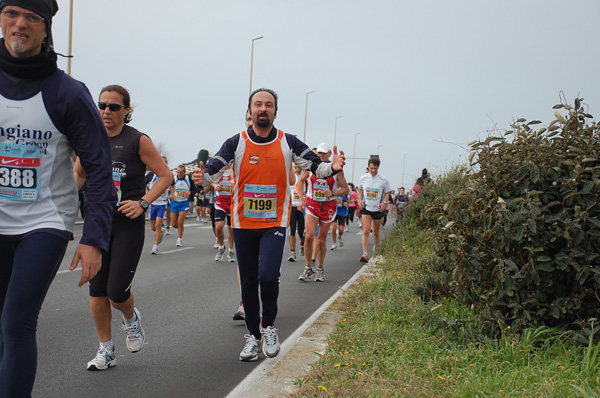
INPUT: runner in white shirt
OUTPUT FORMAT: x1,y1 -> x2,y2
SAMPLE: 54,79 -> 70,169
147,156 -> 172,254
356,157 -> 391,263
169,165 -> 191,247
287,164 -> 305,261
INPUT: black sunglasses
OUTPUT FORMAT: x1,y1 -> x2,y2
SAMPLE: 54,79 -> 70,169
98,102 -> 126,111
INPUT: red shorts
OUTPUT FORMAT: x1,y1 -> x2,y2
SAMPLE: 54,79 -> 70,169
215,195 -> 231,214
305,198 -> 337,223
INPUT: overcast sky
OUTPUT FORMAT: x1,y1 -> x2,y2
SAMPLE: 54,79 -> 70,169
38,0 -> 600,189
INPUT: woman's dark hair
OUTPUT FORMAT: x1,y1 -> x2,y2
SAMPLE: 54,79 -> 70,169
100,84 -> 133,124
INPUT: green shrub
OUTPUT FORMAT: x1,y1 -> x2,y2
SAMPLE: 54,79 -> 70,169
425,98 -> 600,342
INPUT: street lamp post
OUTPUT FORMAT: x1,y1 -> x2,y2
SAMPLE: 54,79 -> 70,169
303,90 -> 315,143
402,153 -> 407,187
66,0 -> 74,75
352,132 -> 360,183
333,115 -> 342,146
249,35 -> 264,95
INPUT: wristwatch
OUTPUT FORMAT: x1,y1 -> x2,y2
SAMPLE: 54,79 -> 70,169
138,199 -> 149,210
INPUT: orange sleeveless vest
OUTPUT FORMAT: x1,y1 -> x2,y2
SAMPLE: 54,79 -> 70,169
231,129 -> 293,229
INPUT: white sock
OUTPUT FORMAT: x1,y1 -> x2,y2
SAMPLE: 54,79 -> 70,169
124,312 -> 137,325
100,340 -> 113,350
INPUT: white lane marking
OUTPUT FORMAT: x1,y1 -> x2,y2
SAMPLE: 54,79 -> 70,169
156,247 -> 195,254
56,267 -> 79,275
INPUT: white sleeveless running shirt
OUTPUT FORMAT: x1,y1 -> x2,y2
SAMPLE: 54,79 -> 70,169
0,92 -> 77,234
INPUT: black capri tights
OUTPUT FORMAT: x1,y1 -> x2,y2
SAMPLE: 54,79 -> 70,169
89,213 -> 145,303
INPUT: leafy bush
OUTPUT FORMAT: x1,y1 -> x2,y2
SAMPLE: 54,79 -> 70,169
405,166 -> 469,300
424,99 -> 600,342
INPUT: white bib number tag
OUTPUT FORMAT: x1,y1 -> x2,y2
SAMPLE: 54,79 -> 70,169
0,143 -> 40,201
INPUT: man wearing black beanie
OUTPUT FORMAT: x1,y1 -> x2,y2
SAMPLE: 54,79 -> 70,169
0,1 -> 116,397
0,0 -> 58,49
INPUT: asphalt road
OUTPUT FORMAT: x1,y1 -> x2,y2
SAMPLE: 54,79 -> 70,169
32,217 -> 368,398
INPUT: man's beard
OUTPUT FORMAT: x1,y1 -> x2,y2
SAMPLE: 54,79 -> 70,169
9,40 -> 27,55
256,118 -> 270,127
255,113 -> 271,127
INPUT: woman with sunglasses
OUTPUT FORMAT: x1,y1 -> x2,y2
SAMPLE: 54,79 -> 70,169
74,85 -> 172,370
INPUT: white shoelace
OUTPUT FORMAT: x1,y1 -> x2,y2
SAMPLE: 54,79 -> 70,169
262,327 -> 278,345
242,334 -> 259,353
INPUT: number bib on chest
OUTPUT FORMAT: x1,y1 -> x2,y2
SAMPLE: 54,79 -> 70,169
0,143 -> 41,201
244,184 -> 277,219
175,188 -> 187,201
220,181 -> 232,196
112,171 -> 122,203
365,187 -> 379,202
313,180 -> 329,202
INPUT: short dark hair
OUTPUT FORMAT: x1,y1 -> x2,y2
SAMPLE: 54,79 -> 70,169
248,88 -> 278,113
368,157 -> 380,167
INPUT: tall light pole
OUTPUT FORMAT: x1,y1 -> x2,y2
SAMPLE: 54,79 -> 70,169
66,0 -> 74,75
303,90 -> 315,143
249,35 -> 264,95
352,132 -> 360,183
333,115 -> 342,146
402,153 -> 407,187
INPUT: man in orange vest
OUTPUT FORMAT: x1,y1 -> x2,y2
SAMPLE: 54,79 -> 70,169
193,88 -> 345,362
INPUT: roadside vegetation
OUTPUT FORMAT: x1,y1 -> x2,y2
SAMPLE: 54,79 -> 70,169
292,99 -> 600,397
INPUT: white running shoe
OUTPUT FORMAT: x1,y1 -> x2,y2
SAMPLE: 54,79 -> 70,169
261,326 -> 280,358
233,304 -> 245,321
151,245 -> 159,255
298,266 -> 315,282
215,246 -> 225,261
166,227 -> 170,235
86,345 -> 116,371
339,236 -> 344,247
315,267 -> 325,282
288,251 -> 296,262
176,238 -> 182,247
227,250 -> 236,262
122,308 -> 146,353
196,217 -> 201,222
213,238 -> 219,249
239,334 -> 261,361
330,243 -> 338,251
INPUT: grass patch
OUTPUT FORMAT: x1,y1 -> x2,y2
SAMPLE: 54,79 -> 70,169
291,218 -> 600,397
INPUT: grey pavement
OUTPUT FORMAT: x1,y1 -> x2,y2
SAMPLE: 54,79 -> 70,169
71,212 -> 391,397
